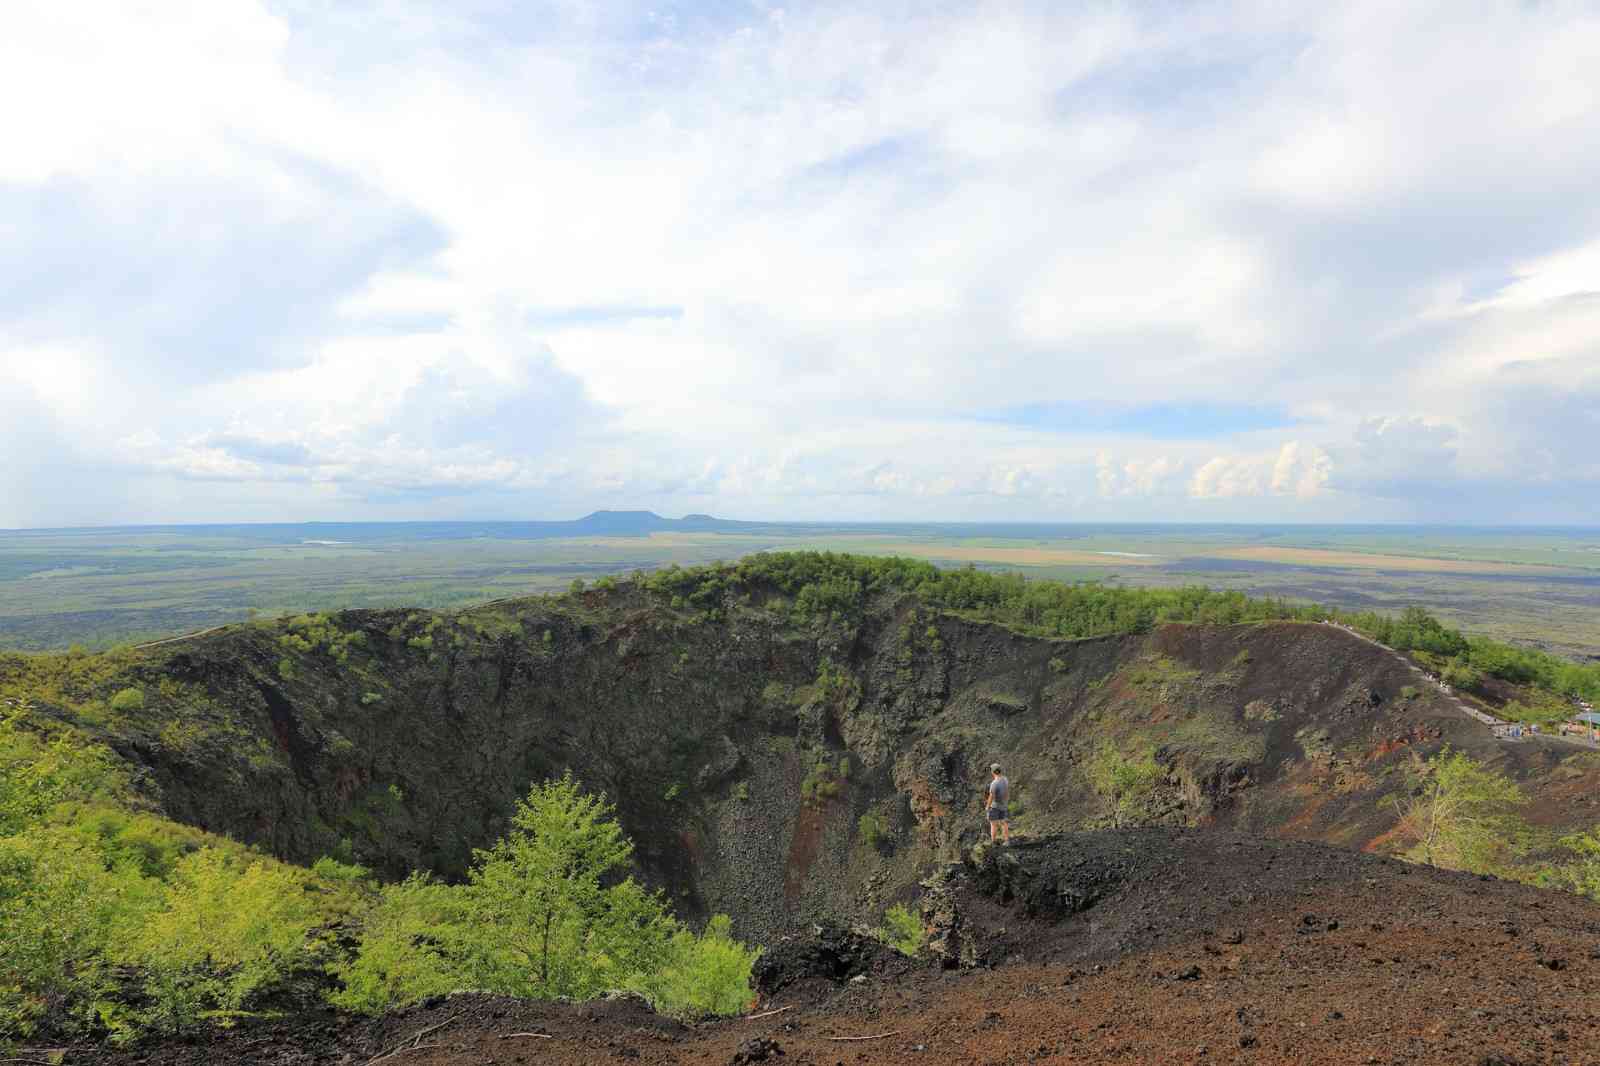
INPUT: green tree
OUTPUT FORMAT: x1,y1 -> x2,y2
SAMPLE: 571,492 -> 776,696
461,773 -> 674,999
1384,748 -> 1530,875
1086,743 -> 1164,828
334,774 -> 758,1018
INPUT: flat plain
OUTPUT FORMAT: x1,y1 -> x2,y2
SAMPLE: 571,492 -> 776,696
2,518 -> 1597,658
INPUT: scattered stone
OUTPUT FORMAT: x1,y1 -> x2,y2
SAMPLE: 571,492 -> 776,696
752,927 -> 898,994
1175,965 -> 1203,981
732,1036 -> 785,1063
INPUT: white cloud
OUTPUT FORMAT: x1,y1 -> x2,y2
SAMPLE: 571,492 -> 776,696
1188,442 -> 1332,501
4,1 -> 1600,524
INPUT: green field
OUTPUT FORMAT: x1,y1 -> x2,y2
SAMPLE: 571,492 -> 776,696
3,518 -> 1597,658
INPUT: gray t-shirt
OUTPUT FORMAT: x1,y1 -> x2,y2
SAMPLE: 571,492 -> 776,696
987,775 -> 1009,807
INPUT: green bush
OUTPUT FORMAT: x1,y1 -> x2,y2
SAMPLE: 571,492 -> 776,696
1087,743 -> 1164,828
1383,748 -> 1531,876
131,848 -> 322,1032
633,914 -> 760,1017
310,856 -> 371,883
327,875 -> 465,1014
801,759 -> 844,802
1499,693 -> 1571,727
878,903 -> 923,956
0,828 -> 158,1039
1551,827 -> 1600,901
858,812 -> 888,850
108,687 -> 145,712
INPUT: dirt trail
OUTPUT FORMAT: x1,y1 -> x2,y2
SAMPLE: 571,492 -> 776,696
1318,622 -> 1598,748
68,831 -> 1600,1066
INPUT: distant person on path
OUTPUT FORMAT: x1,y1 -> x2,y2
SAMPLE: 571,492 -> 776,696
984,763 -> 1011,844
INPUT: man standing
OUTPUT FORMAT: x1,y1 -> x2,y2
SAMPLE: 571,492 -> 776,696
984,762 -> 1011,844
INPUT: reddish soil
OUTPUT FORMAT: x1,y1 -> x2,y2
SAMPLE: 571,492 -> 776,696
61,831 -> 1600,1066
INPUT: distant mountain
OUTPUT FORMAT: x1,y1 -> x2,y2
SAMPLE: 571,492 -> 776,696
570,511 -> 755,535
571,510 -> 674,534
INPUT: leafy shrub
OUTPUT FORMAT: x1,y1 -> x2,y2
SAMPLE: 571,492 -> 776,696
310,856 -> 371,883
633,914 -> 760,1017
327,875 -> 465,1014
858,812 -> 888,850
1499,693 -> 1571,727
801,759 -> 843,802
131,849 -> 322,1032
1550,828 -> 1600,901
1087,743 -> 1164,828
1383,748 -> 1531,876
108,687 -> 145,712
1,714 -> 123,835
878,903 -> 923,956
0,829 -> 158,1039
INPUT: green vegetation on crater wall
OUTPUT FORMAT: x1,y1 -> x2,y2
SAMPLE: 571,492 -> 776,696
2,708 -> 758,1042
333,774 -> 757,1018
636,553 -> 1600,702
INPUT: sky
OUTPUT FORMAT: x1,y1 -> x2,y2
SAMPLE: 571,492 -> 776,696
2,1 -> 1599,528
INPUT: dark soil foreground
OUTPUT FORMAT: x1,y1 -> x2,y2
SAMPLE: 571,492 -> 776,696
59,831 -> 1600,1066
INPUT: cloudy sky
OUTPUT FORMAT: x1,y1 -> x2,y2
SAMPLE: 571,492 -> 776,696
3,1 -> 1599,527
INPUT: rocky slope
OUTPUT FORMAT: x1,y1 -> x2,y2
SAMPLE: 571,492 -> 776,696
21,578 -> 1599,942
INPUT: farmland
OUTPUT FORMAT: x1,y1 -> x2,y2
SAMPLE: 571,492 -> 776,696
2,516 -> 1597,658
